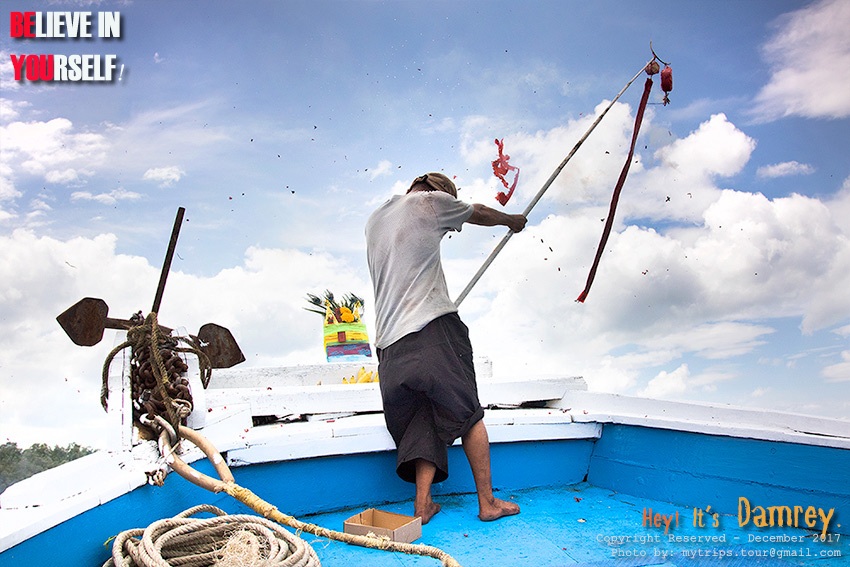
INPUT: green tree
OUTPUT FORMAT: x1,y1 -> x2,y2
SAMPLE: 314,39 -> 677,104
0,442 -> 94,495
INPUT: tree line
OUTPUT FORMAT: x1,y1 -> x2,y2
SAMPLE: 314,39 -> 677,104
0,442 -> 94,494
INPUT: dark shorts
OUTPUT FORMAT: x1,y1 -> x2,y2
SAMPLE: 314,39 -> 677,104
377,312 -> 484,484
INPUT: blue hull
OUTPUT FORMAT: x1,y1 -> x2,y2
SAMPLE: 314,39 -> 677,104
1,424 -> 848,566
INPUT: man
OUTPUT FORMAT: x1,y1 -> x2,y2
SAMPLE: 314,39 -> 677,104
365,172 -> 526,524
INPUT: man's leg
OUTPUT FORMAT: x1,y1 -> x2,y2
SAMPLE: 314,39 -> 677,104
461,419 -> 521,521
413,458 -> 441,524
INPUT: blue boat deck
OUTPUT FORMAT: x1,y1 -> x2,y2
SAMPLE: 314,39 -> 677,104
302,483 -> 849,567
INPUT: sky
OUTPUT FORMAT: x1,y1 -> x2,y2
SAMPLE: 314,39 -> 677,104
1,0 -> 850,449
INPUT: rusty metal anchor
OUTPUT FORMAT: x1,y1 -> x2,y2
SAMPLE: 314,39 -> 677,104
195,323 -> 245,369
57,297 -> 165,346
56,207 -> 245,369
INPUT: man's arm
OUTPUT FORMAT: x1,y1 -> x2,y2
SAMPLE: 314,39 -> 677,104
467,203 -> 527,233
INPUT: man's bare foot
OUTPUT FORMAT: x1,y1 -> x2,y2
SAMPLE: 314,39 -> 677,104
478,497 -> 520,522
415,501 -> 442,525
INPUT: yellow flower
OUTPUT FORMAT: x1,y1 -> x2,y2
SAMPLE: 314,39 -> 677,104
340,306 -> 355,323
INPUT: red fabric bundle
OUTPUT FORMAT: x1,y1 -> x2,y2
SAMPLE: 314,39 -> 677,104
492,138 -> 520,206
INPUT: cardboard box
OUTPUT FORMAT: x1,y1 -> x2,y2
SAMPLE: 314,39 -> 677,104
343,508 -> 422,543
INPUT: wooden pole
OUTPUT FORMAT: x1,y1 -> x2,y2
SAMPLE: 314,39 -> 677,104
152,207 -> 186,314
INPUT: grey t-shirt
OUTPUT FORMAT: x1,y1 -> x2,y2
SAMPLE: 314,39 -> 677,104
366,191 -> 474,349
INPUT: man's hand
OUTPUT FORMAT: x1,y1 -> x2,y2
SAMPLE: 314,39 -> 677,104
506,214 -> 527,233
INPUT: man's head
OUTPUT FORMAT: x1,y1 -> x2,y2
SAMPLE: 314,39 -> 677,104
408,172 -> 457,198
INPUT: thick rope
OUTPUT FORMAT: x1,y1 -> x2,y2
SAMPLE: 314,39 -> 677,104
103,504 -> 321,567
155,425 -> 462,567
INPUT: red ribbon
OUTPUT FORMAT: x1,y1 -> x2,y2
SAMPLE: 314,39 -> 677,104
576,77 -> 654,303
492,138 -> 520,206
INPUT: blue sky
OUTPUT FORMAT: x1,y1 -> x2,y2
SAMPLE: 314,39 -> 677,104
2,0 -> 849,448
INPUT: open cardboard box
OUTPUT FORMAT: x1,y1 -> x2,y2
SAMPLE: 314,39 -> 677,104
343,508 -> 422,543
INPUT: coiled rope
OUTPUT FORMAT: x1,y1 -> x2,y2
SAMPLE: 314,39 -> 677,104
104,504 -> 320,567
102,312 -> 462,567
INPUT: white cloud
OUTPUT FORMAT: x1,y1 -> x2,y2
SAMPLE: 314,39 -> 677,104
103,102 -> 231,174
70,187 -> 142,204
751,387 -> 770,398
643,322 -> 774,360
756,161 -> 815,178
0,98 -> 28,121
626,113 -> 756,222
0,117 -> 108,190
693,190 -> 843,322
0,102 -> 229,220
29,198 -> 52,212
752,0 -> 850,121
823,351 -> 850,382
656,114 -> 755,179
0,51 -> 21,92
143,166 -> 186,187
423,116 -> 456,134
0,162 -> 22,202
0,230 -> 154,447
826,176 -> 850,237
449,108 -> 849,402
640,364 -> 735,399
368,160 -> 393,181
640,364 -> 690,399
46,168 -> 89,184
459,111 -> 756,226
799,180 -> 850,332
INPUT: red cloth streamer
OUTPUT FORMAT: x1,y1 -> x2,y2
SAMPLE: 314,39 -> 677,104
492,138 -> 520,206
576,77 -> 654,303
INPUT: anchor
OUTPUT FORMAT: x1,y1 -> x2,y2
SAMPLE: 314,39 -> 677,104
56,207 -> 245,369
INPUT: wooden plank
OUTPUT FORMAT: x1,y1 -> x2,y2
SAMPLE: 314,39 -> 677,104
204,376 -> 583,418
208,358 -> 494,388
222,410 -> 598,466
204,383 -> 382,416
559,391 -> 850,449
